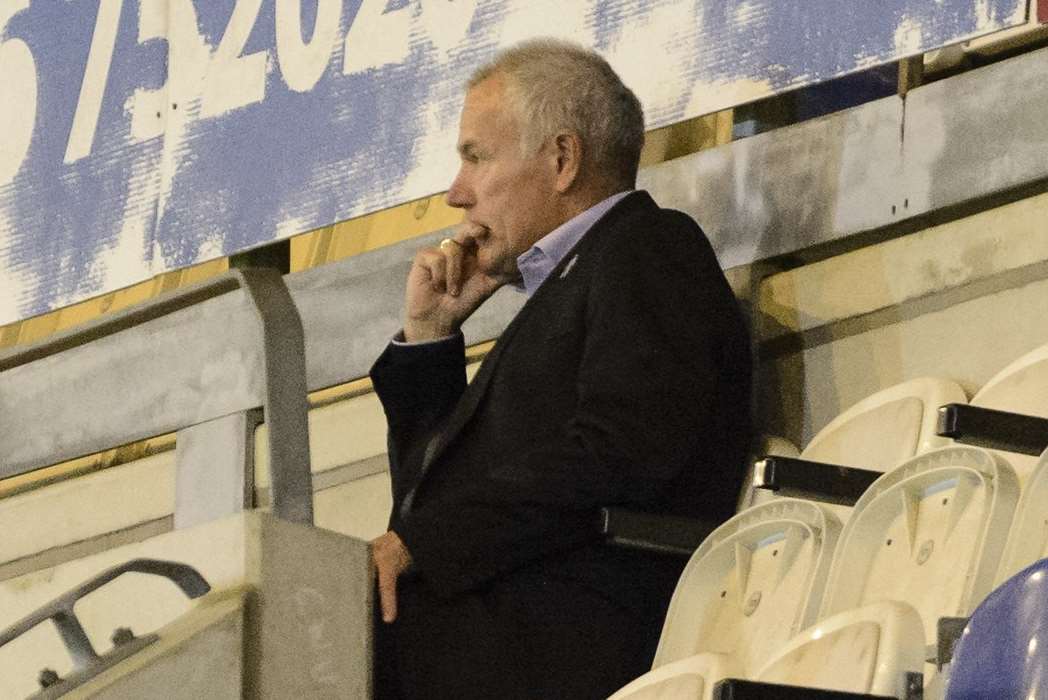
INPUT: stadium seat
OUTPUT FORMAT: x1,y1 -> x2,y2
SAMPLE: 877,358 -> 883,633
802,378 -> 965,471
939,341 -> 1048,485
945,556 -> 1048,699
750,378 -> 967,513
808,445 -> 1018,693
620,445 -> 1017,698
748,601 -> 925,698
994,448 -> 1048,585
609,499 -> 842,700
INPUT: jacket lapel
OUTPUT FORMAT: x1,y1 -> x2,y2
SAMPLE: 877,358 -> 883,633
411,192 -> 655,486
419,295 -> 531,474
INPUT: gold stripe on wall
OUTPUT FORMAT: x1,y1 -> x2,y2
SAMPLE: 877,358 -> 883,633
0,258 -> 229,350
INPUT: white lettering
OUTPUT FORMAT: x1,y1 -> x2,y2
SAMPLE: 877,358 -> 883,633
64,0 -> 123,163
419,0 -> 477,57
129,0 -> 209,142
0,0 -> 37,186
276,0 -> 342,92
129,0 -> 167,142
342,0 -> 411,75
201,0 -> 268,117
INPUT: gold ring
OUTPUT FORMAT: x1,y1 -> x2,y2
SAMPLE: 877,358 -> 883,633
439,238 -> 456,250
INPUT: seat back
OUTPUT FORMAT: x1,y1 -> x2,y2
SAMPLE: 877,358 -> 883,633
995,449 -> 1048,585
653,499 -> 842,675
755,601 -> 925,698
970,341 -> 1048,483
946,557 -> 1048,700
802,377 -> 967,472
818,446 -> 1019,643
748,378 -> 966,515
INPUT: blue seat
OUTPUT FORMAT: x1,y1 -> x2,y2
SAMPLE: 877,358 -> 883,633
946,557 -> 1048,699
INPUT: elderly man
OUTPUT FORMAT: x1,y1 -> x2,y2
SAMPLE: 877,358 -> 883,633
369,39 -> 752,699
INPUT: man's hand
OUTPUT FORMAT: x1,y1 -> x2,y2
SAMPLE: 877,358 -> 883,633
372,530 -> 413,623
403,224 -> 507,342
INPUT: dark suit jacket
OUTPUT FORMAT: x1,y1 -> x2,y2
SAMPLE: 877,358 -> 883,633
370,191 -> 752,699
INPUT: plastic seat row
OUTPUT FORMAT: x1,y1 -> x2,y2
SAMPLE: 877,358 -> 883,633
614,447 -> 1048,699
610,340 -> 1048,699
751,338 -> 1048,516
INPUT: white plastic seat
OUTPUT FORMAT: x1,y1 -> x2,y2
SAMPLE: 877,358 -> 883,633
964,341 -> 1048,484
613,446 -> 1017,699
754,601 -> 925,698
609,652 -> 738,700
747,377 -> 967,513
609,499 -> 842,700
802,377 -> 967,472
819,446 -> 1019,645
994,448 -> 1048,585
736,446 -> 1019,698
767,445 -> 1019,697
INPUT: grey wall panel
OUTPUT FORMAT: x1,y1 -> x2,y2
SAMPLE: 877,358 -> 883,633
902,45 -> 1048,215
0,291 -> 265,474
640,96 -> 907,269
652,45 -> 1048,270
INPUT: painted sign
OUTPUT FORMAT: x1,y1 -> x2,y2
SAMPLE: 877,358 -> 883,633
0,0 -> 1028,324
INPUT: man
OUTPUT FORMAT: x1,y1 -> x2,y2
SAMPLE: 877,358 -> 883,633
369,39 -> 752,699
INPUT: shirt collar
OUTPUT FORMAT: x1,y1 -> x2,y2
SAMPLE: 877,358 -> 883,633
514,190 -> 632,297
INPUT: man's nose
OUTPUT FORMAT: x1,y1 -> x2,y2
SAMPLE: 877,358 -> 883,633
445,172 -> 472,209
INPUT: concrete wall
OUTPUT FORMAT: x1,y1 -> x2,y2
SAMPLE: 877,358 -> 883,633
757,190 -> 1048,447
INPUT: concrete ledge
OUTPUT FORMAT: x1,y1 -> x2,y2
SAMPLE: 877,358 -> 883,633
0,512 -> 372,699
758,191 -> 1048,341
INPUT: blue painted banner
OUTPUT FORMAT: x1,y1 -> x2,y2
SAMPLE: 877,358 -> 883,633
0,0 -> 1028,324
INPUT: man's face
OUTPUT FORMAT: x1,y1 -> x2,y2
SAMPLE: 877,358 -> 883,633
446,76 -> 561,280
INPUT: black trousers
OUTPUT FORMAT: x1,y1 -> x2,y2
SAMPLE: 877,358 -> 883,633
374,557 -> 680,700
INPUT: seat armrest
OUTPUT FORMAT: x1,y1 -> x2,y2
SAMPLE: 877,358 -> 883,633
753,456 -> 882,506
712,679 -> 902,700
937,403 -> 1048,456
599,507 -> 718,557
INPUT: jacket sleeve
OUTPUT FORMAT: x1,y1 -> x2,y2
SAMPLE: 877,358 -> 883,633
395,212 -> 748,596
370,333 -> 468,513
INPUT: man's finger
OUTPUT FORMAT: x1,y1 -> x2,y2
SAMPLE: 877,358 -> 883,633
418,248 -> 448,293
378,564 -> 398,623
441,239 -> 464,297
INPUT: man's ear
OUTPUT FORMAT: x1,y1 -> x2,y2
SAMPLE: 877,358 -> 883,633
552,132 -> 582,193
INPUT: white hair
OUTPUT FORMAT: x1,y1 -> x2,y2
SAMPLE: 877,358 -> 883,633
469,38 -> 645,188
